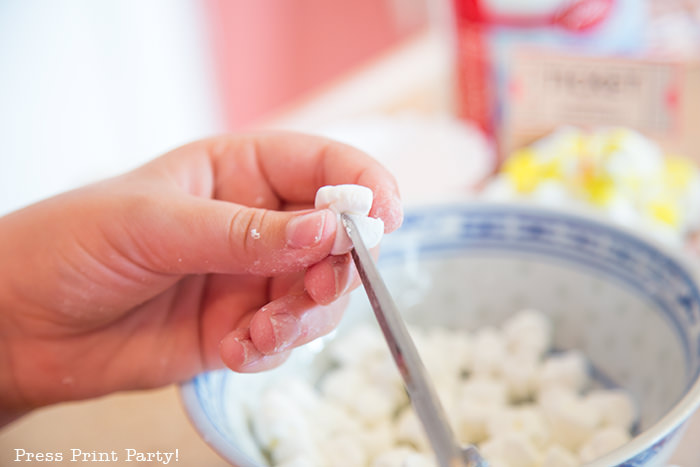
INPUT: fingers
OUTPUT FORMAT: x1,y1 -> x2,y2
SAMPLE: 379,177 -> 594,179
248,293 -> 349,354
132,195 -> 340,275
133,132 -> 403,276
305,254 -> 357,305
219,328 -> 292,373
305,244 -> 380,305
242,131 -> 404,232
159,132 -> 403,232
219,293 -> 350,371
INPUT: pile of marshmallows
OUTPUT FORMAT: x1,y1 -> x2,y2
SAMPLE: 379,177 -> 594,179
248,309 -> 637,467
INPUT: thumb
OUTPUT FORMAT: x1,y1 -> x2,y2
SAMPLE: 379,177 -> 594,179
135,196 -> 337,275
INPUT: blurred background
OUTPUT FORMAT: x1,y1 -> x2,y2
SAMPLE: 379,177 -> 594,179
1,0 -> 699,465
0,0 -> 435,215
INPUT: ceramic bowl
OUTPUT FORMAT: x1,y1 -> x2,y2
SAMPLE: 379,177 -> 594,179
181,203 -> 700,466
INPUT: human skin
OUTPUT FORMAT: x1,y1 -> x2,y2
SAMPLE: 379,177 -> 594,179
0,132 -> 403,426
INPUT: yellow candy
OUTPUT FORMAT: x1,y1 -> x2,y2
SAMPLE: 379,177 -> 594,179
503,149 -> 541,193
602,128 -> 628,155
663,156 -> 695,192
503,149 -> 562,194
647,199 -> 680,228
500,129 -> 699,236
581,171 -> 615,206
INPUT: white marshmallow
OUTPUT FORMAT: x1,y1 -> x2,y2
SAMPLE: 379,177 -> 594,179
322,365 -> 397,426
540,389 -> 600,451
584,389 -> 637,431
315,184 -> 373,216
455,379 -> 508,444
471,327 -> 507,377
282,377 -> 321,411
364,355 -> 406,404
314,184 -> 384,254
541,445 -> 578,467
313,399 -> 362,437
502,309 -> 552,360
395,407 -> 431,452
578,426 -> 631,463
480,433 -> 541,467
275,455 -> 319,467
501,353 -> 539,403
344,213 -> 384,252
320,434 -> 368,467
348,384 -> 397,426
537,350 -> 590,393
416,327 -> 472,386
458,378 -> 509,406
320,367 -> 365,407
252,389 -> 310,449
486,406 -> 551,449
371,447 -> 435,467
328,324 -> 387,368
360,420 -> 397,460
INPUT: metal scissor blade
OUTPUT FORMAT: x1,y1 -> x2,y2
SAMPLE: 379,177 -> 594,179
340,214 -> 486,467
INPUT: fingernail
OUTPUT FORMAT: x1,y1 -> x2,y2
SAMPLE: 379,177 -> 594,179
286,210 -> 331,249
331,255 -> 351,298
269,313 -> 301,352
372,189 -> 403,232
221,336 -> 262,369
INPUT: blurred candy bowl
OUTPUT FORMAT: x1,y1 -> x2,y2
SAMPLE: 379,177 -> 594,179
483,127 -> 700,249
181,203 -> 700,466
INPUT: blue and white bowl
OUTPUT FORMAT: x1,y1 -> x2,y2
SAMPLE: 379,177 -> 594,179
181,203 -> 700,467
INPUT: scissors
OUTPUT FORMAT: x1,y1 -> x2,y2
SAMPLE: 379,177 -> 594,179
341,213 -> 487,467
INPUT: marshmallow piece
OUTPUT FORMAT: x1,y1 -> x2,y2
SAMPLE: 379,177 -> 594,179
502,308 -> 552,360
395,407 -> 431,452
483,458 -> 513,467
272,436 -> 322,466
371,447 -> 434,467
344,213 -> 384,252
501,354 -> 539,403
315,184 -> 373,216
455,379 -> 508,443
486,406 -> 551,449
313,399 -> 362,437
321,365 -> 395,425
320,367 -> 365,406
283,377 -> 321,411
537,350 -> 590,393
416,327 -> 472,386
328,324 -> 387,368
364,354 -> 406,403
459,377 -> 509,406
578,426 -> 631,463
360,420 -> 397,460
314,184 -> 384,254
541,390 -> 600,451
584,389 -> 637,431
348,384 -> 397,426
480,433 -> 541,467
252,389 -> 310,449
472,326 -> 507,377
320,434 -> 368,467
541,445 -> 578,467
275,455 -> 320,467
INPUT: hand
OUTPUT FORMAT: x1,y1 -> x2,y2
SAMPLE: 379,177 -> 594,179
0,132 -> 402,424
